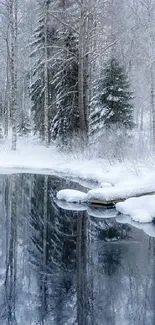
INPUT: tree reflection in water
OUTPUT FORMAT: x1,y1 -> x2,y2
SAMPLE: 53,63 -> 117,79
0,174 -> 154,324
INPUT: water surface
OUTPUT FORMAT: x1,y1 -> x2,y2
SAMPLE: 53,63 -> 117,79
0,173 -> 154,325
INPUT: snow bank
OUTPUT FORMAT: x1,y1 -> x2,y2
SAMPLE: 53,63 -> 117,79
1,136 -> 155,224
56,189 -> 87,203
0,135 -> 140,186
56,177 -> 155,224
101,182 -> 113,188
1,135 -> 155,189
87,177 -> 155,202
116,195 -> 155,223
130,209 -> 152,223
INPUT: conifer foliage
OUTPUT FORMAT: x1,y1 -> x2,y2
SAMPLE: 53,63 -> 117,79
90,58 -> 134,136
51,30 -> 79,144
17,110 -> 31,136
30,1 -> 57,143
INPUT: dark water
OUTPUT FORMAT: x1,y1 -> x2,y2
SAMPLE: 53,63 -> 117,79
0,173 -> 155,325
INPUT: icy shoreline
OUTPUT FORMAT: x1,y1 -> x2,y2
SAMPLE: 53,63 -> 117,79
1,136 -> 155,224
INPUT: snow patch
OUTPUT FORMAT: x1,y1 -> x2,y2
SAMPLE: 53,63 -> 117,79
101,182 -> 113,188
87,178 -> 155,202
131,209 -> 152,223
56,189 -> 87,203
116,195 -> 155,223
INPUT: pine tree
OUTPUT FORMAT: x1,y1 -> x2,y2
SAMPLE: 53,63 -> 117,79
30,1 -> 57,143
90,58 -> 134,136
51,30 -> 79,144
17,110 -> 31,136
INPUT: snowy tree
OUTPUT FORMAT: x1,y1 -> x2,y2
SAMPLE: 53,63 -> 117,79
8,0 -> 18,150
17,110 -> 31,136
90,58 -> 134,136
78,0 -> 97,136
50,0 -> 97,145
1,0 -> 155,149
51,30 -> 79,144
30,1 -> 57,144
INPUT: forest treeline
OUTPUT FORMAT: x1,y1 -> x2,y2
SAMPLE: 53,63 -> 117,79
0,0 -> 154,152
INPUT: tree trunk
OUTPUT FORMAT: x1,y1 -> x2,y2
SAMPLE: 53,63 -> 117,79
148,6 -> 155,148
78,1 -> 88,133
4,54 -> 10,137
9,0 -> 17,150
79,0 -> 95,136
44,1 -> 49,147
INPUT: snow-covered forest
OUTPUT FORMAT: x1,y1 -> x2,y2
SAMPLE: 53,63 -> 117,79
1,2 -> 155,323
0,0 -> 154,156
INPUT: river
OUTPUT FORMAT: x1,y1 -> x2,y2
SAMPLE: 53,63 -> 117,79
0,173 -> 154,325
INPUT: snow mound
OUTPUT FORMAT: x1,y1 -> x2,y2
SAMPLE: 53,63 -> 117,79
131,209 -> 152,223
101,182 -> 113,188
116,195 -> 155,223
87,181 -> 155,202
56,189 -> 87,203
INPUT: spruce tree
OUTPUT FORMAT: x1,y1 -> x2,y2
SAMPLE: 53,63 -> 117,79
90,58 -> 134,136
30,2 -> 57,143
17,110 -> 31,136
51,30 -> 79,144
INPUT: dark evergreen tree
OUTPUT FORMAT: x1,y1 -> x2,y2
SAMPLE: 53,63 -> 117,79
51,30 -> 79,145
17,110 -> 31,136
30,2 -> 57,143
90,58 -> 134,136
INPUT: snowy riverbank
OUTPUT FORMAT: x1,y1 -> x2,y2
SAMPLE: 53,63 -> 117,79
1,136 -> 155,223
0,136 -> 154,181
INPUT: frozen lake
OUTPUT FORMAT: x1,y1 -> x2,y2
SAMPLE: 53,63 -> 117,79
0,173 -> 155,324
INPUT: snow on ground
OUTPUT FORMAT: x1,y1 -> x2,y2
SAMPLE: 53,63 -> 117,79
1,135 -> 155,225
116,195 -> 155,223
0,136 -> 110,181
101,182 -> 113,188
87,178 -> 155,202
130,209 -> 152,223
0,135 -> 140,183
56,189 -> 87,203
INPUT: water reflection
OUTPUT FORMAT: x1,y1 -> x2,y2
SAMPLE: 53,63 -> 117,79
0,174 -> 154,324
